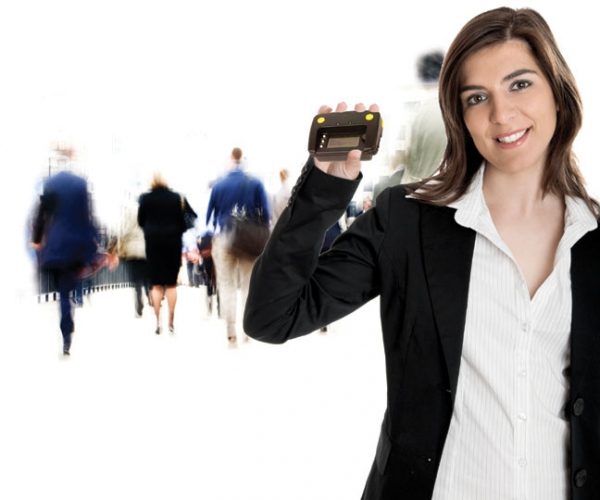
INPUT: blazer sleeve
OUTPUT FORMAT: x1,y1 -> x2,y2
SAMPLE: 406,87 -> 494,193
31,196 -> 47,245
243,157 -> 387,343
32,192 -> 56,245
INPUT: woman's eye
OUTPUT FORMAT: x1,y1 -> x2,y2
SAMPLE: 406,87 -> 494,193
465,94 -> 486,106
511,80 -> 531,91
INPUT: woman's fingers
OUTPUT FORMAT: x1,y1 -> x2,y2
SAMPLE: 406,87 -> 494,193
334,102 -> 348,113
312,101 -> 380,179
318,102 -> 378,114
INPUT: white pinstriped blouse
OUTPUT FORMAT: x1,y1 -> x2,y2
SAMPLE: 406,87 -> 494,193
430,167 -> 597,500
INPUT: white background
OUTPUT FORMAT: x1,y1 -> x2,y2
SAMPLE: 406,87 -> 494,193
2,0 -> 600,291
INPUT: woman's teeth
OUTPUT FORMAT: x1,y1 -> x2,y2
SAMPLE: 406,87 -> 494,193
497,129 -> 527,144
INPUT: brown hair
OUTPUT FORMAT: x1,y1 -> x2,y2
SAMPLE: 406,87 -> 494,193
231,147 -> 243,162
413,7 -> 598,214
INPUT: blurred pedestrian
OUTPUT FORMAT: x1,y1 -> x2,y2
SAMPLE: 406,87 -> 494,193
271,168 -> 292,226
138,172 -> 196,334
321,214 -> 347,254
400,50 -> 447,184
350,193 -> 372,222
182,227 -> 201,287
372,151 -> 406,207
31,168 -> 98,355
206,147 -> 271,347
197,230 -> 217,314
118,205 -> 150,317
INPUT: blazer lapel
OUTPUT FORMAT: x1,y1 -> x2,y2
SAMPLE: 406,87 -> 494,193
421,203 -> 476,400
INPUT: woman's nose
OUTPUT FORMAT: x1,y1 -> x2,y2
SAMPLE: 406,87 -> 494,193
490,95 -> 516,124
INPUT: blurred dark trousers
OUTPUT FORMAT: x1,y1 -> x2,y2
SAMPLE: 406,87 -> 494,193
127,259 -> 149,314
187,261 -> 201,287
52,267 -> 78,340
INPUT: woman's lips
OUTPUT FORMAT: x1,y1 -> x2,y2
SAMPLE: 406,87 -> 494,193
495,128 -> 530,148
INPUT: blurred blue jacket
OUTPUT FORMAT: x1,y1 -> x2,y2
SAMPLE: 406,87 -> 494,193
206,168 -> 271,233
32,171 -> 98,269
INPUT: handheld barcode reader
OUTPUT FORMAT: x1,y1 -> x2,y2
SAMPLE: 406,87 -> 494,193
308,110 -> 383,161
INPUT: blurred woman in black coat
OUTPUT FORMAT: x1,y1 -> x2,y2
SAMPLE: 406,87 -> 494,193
138,172 -> 195,334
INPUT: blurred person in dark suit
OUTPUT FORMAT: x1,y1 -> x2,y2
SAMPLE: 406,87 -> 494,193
138,172 -> 196,335
32,168 -> 98,355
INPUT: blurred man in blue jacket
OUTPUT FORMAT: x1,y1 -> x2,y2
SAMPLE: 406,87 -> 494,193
206,147 -> 270,347
32,168 -> 98,355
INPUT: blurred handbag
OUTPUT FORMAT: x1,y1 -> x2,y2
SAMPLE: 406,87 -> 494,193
180,196 -> 197,230
228,207 -> 270,257
226,176 -> 270,257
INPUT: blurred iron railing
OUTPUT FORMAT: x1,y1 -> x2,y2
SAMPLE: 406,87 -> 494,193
36,262 -> 132,303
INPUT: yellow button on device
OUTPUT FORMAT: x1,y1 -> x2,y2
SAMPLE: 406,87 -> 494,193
317,117 -> 326,124
366,113 -> 374,121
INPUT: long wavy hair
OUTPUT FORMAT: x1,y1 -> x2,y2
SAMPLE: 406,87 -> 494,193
412,7 -> 598,214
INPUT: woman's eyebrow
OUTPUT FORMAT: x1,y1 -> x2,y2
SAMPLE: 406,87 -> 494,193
503,68 -> 538,81
459,68 -> 539,95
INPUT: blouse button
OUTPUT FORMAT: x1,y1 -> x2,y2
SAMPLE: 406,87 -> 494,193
574,469 -> 588,488
573,398 -> 585,417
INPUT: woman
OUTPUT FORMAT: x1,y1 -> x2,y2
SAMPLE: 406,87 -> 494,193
244,7 -> 600,500
138,172 -> 195,334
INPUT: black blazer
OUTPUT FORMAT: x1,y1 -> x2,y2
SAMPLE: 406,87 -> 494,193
244,159 -> 600,500
138,186 -> 187,238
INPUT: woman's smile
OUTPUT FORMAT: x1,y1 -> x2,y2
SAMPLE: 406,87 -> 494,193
494,127 -> 530,148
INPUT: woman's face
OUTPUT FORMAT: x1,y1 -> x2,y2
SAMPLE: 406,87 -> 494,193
459,39 -> 558,176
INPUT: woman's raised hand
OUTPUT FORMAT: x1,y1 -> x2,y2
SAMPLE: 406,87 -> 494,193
312,101 -> 380,180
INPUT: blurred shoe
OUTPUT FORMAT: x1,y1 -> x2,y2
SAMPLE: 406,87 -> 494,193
63,334 -> 72,355
228,336 -> 238,349
169,325 -> 175,334
155,325 -> 161,335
